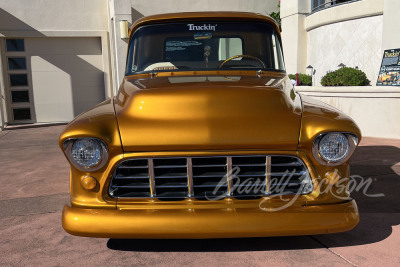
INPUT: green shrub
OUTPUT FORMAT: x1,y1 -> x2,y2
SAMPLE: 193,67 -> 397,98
321,67 -> 370,86
288,74 -> 312,86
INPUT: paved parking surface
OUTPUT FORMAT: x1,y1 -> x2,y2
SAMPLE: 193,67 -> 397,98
0,125 -> 399,266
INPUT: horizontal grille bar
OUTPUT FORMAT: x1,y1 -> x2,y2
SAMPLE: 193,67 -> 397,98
109,155 -> 313,200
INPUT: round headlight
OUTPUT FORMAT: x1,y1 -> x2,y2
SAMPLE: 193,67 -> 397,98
318,133 -> 349,163
71,139 -> 103,168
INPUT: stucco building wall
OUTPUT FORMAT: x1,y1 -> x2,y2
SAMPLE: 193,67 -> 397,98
297,86 -> 400,139
0,0 -> 108,32
0,0 -> 112,126
281,0 -> 391,85
307,15 -> 383,86
382,0 -> 400,50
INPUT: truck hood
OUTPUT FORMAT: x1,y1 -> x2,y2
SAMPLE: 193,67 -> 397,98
114,74 -> 303,152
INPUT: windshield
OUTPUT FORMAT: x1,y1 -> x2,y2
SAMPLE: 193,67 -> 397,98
126,21 -> 285,75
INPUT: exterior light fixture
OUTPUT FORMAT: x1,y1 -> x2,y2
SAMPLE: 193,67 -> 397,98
306,65 -> 314,86
338,63 -> 345,68
119,20 -> 129,39
306,65 -> 313,76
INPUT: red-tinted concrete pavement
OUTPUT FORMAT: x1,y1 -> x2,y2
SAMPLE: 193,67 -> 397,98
0,126 -> 399,266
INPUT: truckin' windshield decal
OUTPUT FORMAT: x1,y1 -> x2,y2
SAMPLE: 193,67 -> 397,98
187,24 -> 217,31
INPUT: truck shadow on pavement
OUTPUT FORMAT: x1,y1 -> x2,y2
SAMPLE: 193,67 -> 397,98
107,145 -> 400,252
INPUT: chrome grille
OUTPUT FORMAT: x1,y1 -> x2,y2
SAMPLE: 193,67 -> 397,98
109,155 -> 312,200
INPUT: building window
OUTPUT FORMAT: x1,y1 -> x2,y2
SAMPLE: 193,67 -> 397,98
9,74 -> 28,87
6,39 -> 25,52
8,57 -> 27,70
11,91 -> 30,103
13,108 -> 31,120
311,0 -> 361,13
4,38 -> 33,123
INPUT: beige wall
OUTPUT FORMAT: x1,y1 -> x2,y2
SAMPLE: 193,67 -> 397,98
382,0 -> 400,50
305,0 -> 384,31
0,0 -> 108,32
307,15 -> 383,86
281,0 -> 386,84
296,86 -> 400,139
280,0 -> 311,75
28,37 -> 106,122
0,0 -> 112,126
108,0 -> 132,93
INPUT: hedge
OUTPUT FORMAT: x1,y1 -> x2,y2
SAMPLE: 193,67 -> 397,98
321,67 -> 370,86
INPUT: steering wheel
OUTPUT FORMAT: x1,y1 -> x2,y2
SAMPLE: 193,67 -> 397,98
219,54 -> 266,69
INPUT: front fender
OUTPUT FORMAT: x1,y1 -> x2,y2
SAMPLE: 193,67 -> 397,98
59,98 -> 123,160
58,98 -> 123,208
298,94 -> 361,154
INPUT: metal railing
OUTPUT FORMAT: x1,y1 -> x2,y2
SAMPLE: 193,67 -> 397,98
311,0 -> 362,13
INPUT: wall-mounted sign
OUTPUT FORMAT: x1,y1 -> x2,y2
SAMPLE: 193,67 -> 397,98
377,49 -> 400,86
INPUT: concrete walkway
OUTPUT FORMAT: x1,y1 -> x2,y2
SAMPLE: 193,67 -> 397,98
0,126 -> 399,266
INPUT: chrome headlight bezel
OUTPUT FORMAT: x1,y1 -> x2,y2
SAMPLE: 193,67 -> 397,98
63,138 -> 108,171
312,132 -> 359,166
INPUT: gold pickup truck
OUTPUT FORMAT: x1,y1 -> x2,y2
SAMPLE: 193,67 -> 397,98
59,12 -> 361,238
